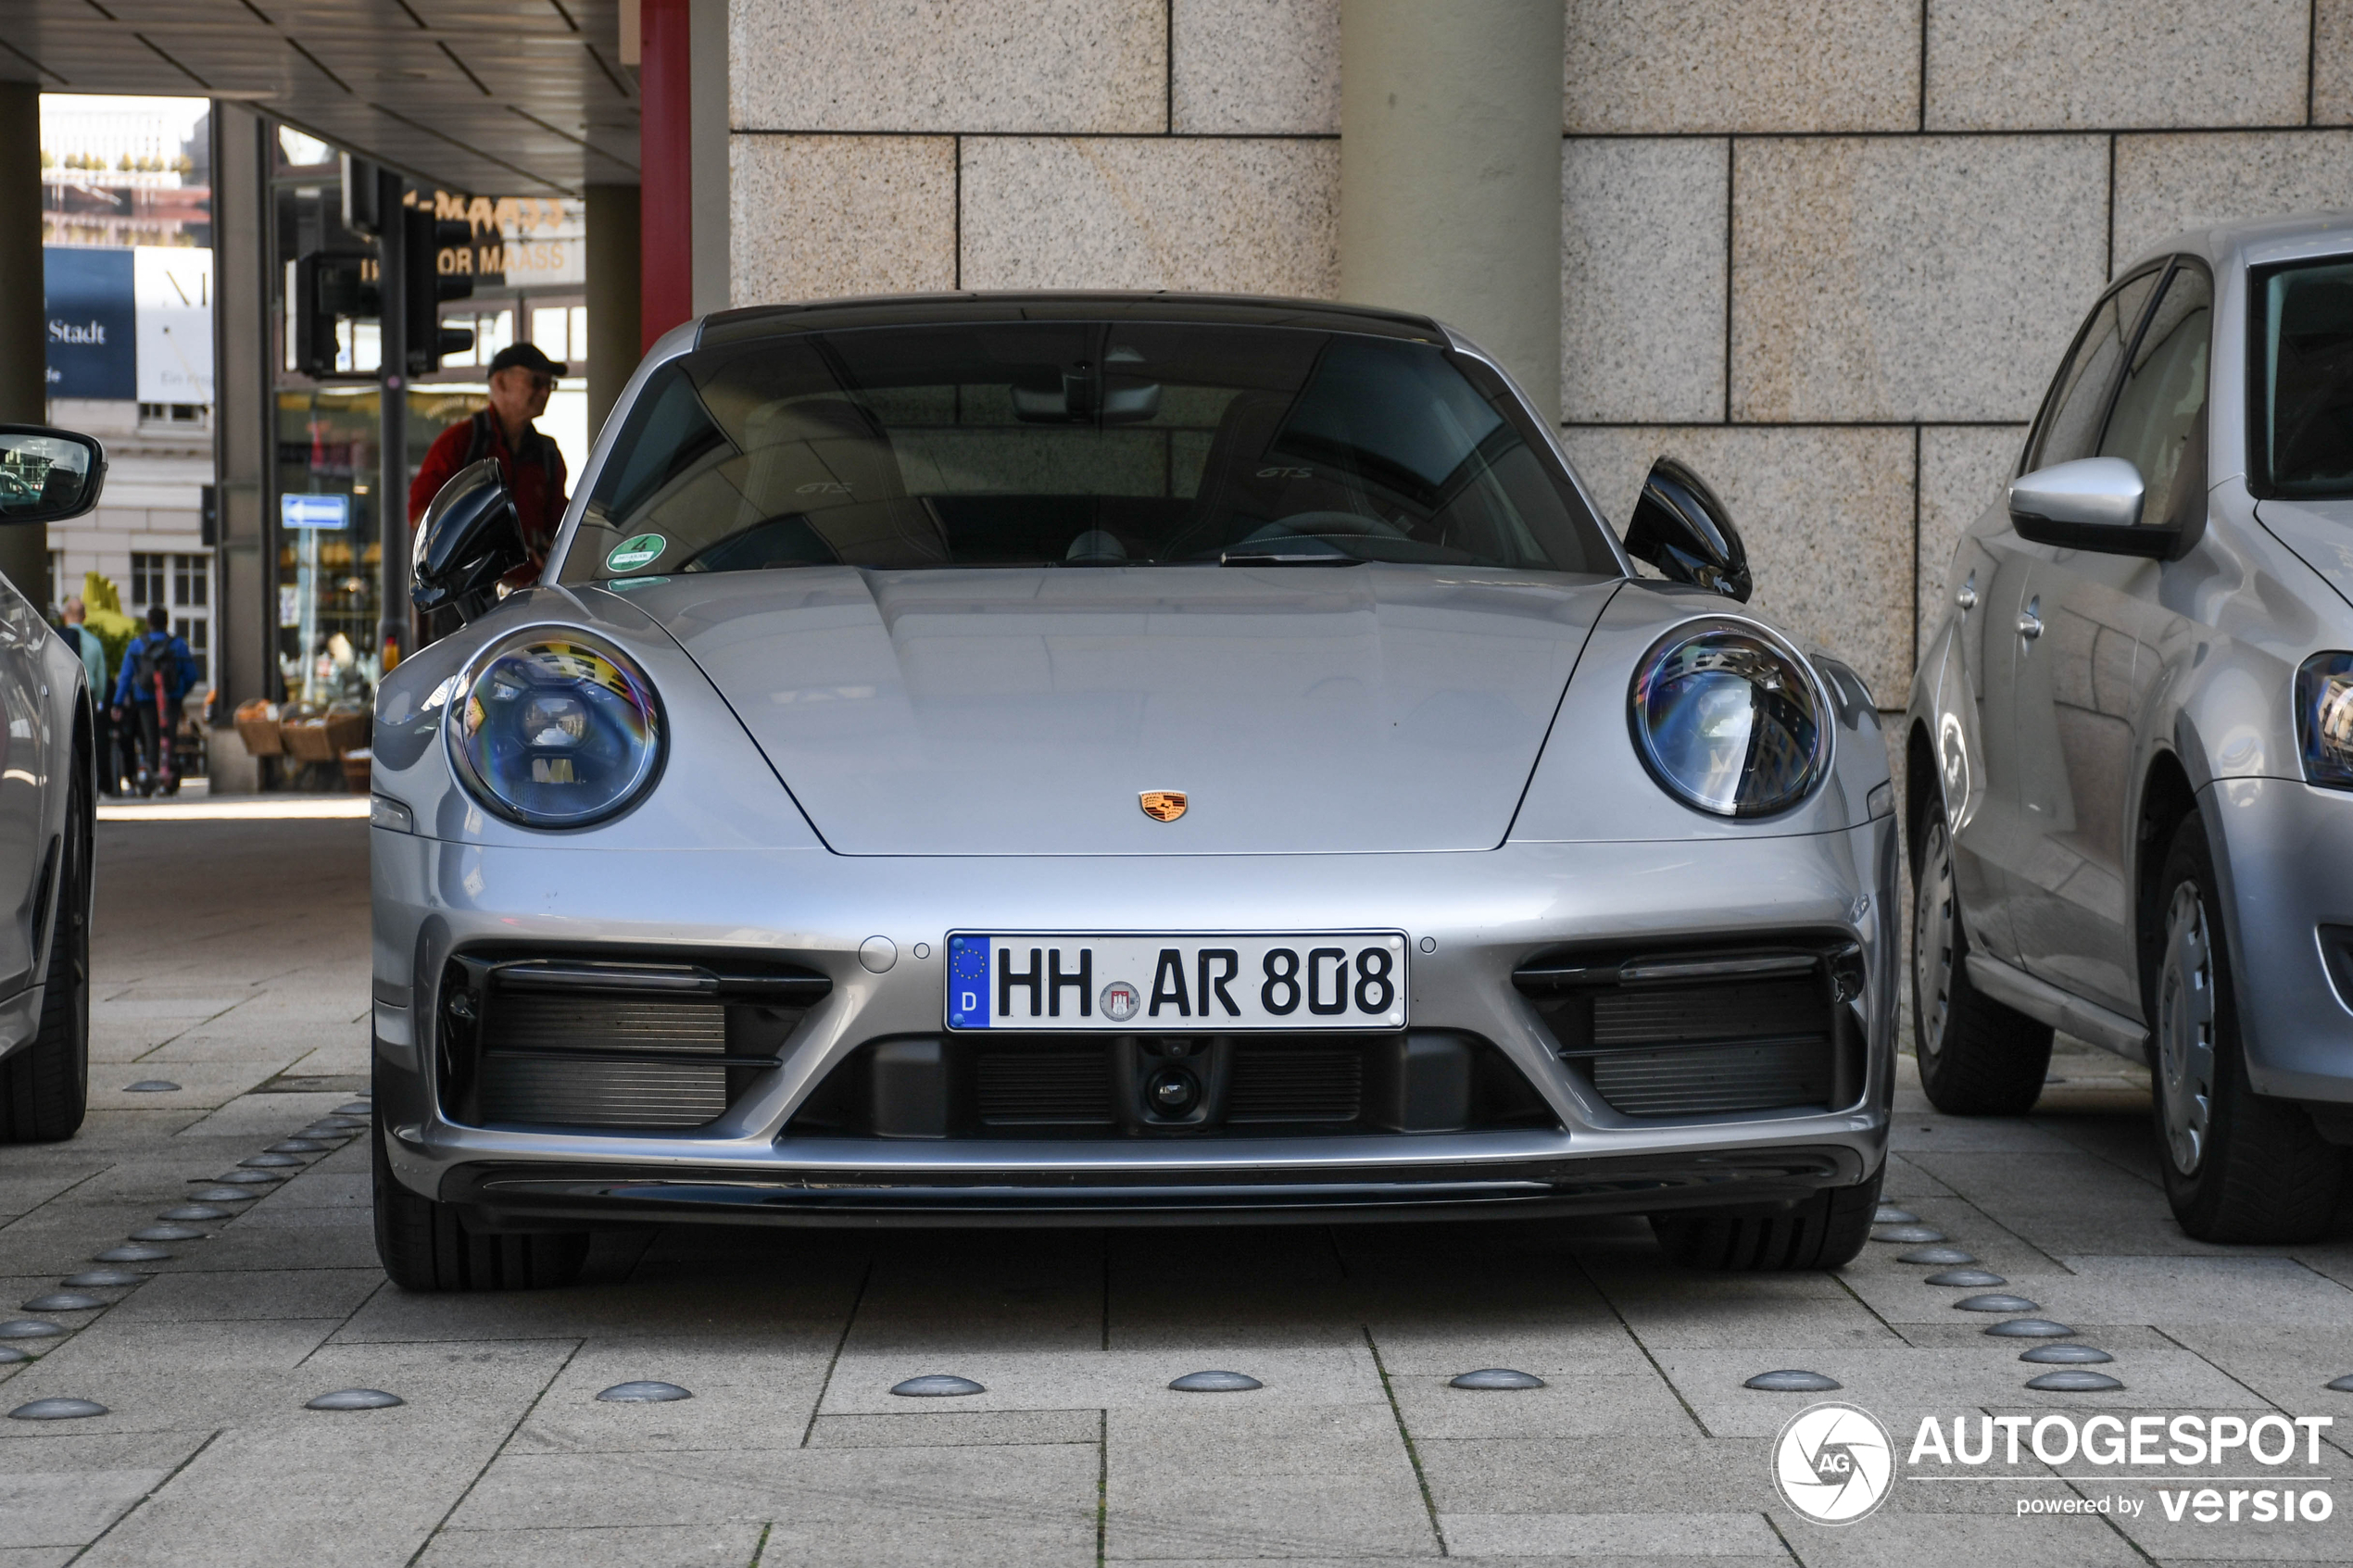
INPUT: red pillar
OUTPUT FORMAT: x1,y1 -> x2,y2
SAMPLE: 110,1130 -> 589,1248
639,0 -> 693,351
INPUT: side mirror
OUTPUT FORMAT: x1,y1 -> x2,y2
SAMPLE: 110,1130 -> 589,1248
0,426 -> 105,526
2009,458 -> 2176,558
1622,456 -> 1751,602
411,458 -> 528,623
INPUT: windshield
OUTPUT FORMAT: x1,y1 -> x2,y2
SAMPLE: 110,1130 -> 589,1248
2259,258 -> 2353,498
560,320 -> 1613,581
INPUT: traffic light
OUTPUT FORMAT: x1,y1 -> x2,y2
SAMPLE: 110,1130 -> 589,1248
292,250 -> 379,380
404,207 -> 479,375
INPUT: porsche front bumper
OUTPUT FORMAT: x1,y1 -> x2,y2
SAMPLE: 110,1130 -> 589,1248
370,820 -> 1900,1226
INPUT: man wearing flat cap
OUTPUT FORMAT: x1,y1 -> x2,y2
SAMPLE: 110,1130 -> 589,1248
409,342 -> 571,579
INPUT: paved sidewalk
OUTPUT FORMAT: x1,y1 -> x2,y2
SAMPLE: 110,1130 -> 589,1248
1,818 -> 2349,1566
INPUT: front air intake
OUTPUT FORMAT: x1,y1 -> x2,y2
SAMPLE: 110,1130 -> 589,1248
1516,938 -> 1865,1120
438,955 -> 831,1131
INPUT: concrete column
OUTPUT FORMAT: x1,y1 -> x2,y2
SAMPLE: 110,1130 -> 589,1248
585,184 -> 642,439
376,167 -> 409,667
1339,0 -> 1565,422
0,84 -> 49,605
208,103 -> 279,751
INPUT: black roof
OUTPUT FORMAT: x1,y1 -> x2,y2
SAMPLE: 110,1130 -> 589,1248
697,291 -> 1449,350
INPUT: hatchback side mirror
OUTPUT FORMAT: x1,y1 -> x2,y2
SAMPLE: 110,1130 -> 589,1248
412,458 -> 528,623
0,426 -> 105,526
2009,457 -> 2178,558
1622,456 -> 1751,601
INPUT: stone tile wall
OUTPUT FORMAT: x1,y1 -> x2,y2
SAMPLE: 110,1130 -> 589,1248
729,0 -> 2353,706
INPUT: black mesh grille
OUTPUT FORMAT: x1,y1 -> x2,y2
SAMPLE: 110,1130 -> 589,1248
1591,980 -> 1823,1047
477,996 -> 728,1129
1588,1039 -> 1831,1117
1516,939 -> 1857,1120
1227,1047 -> 1362,1123
976,1050 -> 1114,1125
443,954 -> 830,1134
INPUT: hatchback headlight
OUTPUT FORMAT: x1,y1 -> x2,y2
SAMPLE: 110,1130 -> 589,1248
1629,621 -> 1830,817
448,630 -> 664,827
2296,652 -> 2353,788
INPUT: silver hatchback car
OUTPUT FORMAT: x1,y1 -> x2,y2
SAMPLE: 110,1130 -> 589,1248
1906,213 -> 2353,1242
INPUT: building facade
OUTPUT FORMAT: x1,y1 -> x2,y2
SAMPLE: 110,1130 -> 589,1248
720,0 -> 2353,708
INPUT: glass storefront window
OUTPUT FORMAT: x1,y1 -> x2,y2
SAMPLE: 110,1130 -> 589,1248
274,384 -> 485,709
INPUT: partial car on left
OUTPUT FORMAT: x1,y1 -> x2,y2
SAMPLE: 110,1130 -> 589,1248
0,425 -> 106,1141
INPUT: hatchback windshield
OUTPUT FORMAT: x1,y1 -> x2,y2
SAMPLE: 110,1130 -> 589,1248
2259,258 -> 2353,498
560,320 -> 1612,581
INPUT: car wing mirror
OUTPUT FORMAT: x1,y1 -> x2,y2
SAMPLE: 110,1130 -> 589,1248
2009,457 -> 2178,558
1622,456 -> 1751,601
411,458 -> 528,623
0,425 -> 106,526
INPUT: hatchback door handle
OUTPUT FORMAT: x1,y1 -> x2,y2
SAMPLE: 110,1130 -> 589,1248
2017,598 -> 2043,640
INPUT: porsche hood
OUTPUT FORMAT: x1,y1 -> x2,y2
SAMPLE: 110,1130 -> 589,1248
616,567 -> 1620,855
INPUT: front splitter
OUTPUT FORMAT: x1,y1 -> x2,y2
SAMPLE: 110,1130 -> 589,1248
447,1144 -> 1867,1229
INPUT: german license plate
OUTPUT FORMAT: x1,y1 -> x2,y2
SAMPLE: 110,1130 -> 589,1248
945,933 -> 1407,1032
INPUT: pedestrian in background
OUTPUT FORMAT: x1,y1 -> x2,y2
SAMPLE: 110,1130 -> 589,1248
59,597 -> 116,796
409,342 -> 570,582
110,605 -> 198,797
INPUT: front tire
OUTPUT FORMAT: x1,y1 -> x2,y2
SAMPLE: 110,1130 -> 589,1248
1910,801 -> 2052,1114
0,755 -> 90,1143
371,1105 -> 588,1290
1650,1165 -> 1882,1271
2145,814 -> 2342,1242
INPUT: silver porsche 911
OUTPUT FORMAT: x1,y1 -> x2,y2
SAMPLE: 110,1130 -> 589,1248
369,295 -> 1899,1290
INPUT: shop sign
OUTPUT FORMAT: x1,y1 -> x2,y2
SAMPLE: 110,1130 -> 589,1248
402,189 -> 585,287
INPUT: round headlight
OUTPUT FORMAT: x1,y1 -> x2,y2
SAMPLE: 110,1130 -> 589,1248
1629,621 -> 1830,817
448,630 -> 664,827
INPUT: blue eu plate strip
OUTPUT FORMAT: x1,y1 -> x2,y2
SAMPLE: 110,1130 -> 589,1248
948,935 -> 990,1028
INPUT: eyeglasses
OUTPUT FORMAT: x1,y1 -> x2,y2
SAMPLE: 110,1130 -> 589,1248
523,372 -> 557,392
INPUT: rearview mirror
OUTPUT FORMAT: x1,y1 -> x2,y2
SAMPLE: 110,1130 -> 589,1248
2009,458 -> 2177,558
0,426 -> 105,526
411,458 -> 528,623
1622,457 -> 1750,601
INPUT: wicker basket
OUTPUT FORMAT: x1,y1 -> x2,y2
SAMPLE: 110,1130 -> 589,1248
233,699 -> 283,758
279,711 -> 368,764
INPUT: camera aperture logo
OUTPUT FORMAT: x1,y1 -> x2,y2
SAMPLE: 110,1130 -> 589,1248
1774,1402 -> 1895,1524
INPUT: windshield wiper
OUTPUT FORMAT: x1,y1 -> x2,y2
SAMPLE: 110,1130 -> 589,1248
1218,547 -> 1365,567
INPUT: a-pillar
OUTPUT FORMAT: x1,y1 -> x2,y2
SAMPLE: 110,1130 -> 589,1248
1338,0 -> 1565,422
0,83 -> 48,604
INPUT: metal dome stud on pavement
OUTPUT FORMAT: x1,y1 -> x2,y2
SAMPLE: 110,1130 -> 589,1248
1169,1371 -> 1262,1393
596,1382 -> 693,1403
1743,1370 -> 1841,1392
890,1375 -> 984,1398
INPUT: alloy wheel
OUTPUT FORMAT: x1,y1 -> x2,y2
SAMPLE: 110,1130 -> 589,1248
1912,817 -> 1957,1059
2156,881 -> 2216,1176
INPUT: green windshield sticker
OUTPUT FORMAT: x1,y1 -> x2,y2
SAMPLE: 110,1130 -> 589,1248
606,533 -> 665,572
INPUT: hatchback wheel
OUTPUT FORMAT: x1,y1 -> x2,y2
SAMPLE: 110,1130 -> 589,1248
2146,814 -> 2341,1242
0,754 -> 90,1143
1910,798 -> 2051,1114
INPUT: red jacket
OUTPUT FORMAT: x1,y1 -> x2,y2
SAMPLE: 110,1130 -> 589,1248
408,409 -> 569,574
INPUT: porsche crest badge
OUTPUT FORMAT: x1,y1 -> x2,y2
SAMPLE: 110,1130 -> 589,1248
1139,791 -> 1188,822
